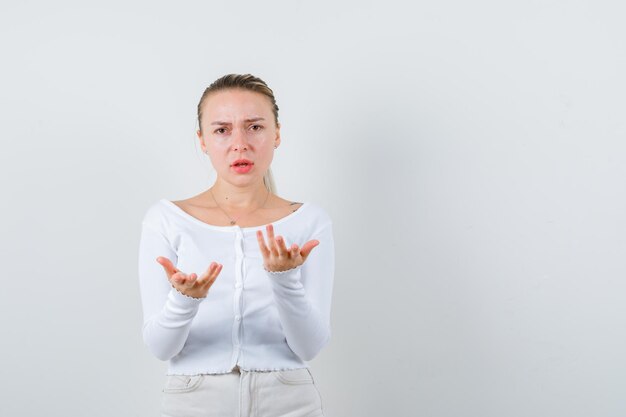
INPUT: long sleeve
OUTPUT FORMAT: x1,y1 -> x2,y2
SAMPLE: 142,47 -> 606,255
138,221 -> 204,361
266,221 -> 335,361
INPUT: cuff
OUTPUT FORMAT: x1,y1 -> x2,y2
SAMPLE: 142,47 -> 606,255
265,264 -> 304,289
263,264 -> 303,274
167,287 -> 205,310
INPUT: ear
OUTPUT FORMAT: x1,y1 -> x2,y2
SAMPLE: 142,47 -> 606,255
274,123 -> 281,148
197,130 -> 206,153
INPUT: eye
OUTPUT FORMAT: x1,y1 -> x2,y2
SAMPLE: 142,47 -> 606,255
250,124 -> 263,131
214,128 -> 227,134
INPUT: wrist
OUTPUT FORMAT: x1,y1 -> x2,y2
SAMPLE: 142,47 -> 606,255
171,285 -> 206,300
263,264 -> 302,274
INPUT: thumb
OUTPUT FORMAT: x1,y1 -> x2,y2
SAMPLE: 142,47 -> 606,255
299,240 -> 320,261
157,256 -> 178,277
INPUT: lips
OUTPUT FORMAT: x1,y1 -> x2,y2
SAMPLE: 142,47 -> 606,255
231,159 -> 253,167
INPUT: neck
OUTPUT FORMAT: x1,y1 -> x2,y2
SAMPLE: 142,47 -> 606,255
209,178 -> 269,210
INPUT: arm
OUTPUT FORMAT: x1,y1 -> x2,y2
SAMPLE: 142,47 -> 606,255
265,222 -> 335,361
138,222 -> 203,361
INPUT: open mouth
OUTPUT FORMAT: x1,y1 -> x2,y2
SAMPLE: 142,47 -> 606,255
232,159 -> 253,167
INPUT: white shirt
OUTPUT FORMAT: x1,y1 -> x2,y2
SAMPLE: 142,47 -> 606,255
137,199 -> 335,375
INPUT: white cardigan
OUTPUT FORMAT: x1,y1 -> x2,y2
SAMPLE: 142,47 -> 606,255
137,199 -> 335,375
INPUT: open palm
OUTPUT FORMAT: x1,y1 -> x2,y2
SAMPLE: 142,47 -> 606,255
256,223 -> 319,273
156,256 -> 222,299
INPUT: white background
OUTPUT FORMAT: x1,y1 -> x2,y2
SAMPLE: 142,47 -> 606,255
1,1 -> 625,416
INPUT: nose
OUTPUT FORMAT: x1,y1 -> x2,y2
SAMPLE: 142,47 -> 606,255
231,127 -> 249,151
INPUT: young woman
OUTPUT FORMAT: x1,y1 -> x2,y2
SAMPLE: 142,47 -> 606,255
138,73 -> 335,417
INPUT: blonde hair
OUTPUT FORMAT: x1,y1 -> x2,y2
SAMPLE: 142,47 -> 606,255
197,73 -> 279,194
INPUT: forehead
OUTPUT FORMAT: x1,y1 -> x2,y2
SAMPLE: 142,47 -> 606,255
202,89 -> 272,120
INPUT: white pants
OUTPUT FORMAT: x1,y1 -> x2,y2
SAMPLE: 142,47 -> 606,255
161,366 -> 325,417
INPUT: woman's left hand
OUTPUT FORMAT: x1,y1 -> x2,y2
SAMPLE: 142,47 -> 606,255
256,223 -> 319,272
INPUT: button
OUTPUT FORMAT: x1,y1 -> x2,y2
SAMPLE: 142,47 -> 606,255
235,283 -> 242,289
235,315 -> 241,321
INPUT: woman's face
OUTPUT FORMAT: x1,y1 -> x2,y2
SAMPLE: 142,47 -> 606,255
198,88 -> 280,187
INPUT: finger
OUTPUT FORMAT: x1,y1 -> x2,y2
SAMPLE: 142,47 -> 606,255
195,262 -> 213,286
198,263 -> 222,291
275,235 -> 289,257
157,256 -> 178,277
266,224 -> 279,256
174,270 -> 190,286
256,230 -> 270,258
197,262 -> 218,286
173,271 -> 195,287
206,264 -> 223,288
171,271 -> 186,285
290,243 -> 299,257
187,273 -> 200,288
299,239 -> 320,261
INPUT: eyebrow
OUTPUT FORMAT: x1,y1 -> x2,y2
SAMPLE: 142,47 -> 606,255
210,117 -> 265,125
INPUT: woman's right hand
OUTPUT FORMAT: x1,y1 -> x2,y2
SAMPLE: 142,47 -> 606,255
156,256 -> 222,299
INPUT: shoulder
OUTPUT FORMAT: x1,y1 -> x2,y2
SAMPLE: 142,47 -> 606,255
140,199 -> 171,230
299,202 -> 333,232
270,195 -> 330,223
